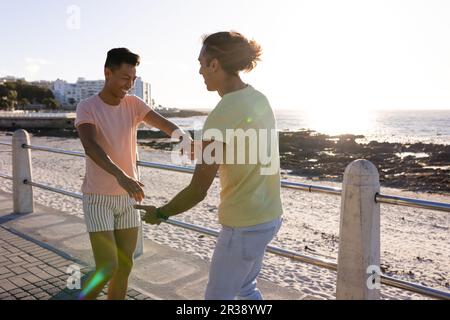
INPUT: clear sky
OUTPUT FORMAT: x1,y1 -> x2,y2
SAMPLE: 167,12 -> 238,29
1,0 -> 450,110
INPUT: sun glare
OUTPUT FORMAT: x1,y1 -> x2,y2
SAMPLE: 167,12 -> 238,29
305,107 -> 374,136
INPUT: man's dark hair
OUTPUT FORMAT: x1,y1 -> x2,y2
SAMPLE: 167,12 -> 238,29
202,31 -> 262,75
104,48 -> 140,71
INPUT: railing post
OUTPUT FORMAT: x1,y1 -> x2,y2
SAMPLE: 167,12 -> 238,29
134,151 -> 144,259
12,129 -> 34,214
336,159 -> 380,300
134,222 -> 144,259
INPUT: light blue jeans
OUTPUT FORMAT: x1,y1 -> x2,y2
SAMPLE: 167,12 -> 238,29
205,217 -> 282,300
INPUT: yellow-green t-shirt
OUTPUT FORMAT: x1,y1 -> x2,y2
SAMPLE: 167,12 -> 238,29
202,85 -> 283,227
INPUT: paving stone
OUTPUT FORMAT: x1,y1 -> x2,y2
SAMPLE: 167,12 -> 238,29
9,266 -> 28,275
0,279 -> 17,291
9,288 -> 25,295
29,287 -> 44,295
23,274 -> 42,284
0,292 -> 12,299
34,292 -> 51,299
8,276 -> 29,287
15,291 -> 31,299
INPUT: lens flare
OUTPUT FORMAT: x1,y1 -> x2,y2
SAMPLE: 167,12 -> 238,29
77,268 -> 108,300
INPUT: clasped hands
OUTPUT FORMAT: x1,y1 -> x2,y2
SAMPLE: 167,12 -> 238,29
128,134 -> 191,224
133,205 -> 163,225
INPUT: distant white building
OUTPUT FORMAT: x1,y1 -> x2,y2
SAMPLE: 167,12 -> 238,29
131,77 -> 152,106
76,78 -> 104,102
52,77 -> 151,108
53,79 -> 80,107
53,79 -> 68,102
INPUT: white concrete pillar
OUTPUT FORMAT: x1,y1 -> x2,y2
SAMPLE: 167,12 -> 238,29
134,222 -> 144,259
12,129 -> 34,214
134,150 -> 144,259
336,159 -> 381,300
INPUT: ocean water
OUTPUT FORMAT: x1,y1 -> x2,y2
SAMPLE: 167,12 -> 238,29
158,109 -> 450,145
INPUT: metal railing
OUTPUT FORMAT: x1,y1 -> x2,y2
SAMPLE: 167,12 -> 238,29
2,141 -> 448,213
0,140 -> 449,300
0,112 -> 76,119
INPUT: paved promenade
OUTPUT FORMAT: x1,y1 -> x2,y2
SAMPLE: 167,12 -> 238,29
0,191 -> 308,300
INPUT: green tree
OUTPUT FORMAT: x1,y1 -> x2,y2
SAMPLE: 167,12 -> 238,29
18,98 -> 30,109
14,81 -> 54,104
7,90 -> 17,100
6,90 -> 18,110
0,81 -> 56,110
42,98 -> 60,110
0,98 -> 12,111
0,85 -> 9,98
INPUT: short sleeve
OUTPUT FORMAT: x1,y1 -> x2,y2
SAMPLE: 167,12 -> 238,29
133,96 -> 153,125
202,102 -> 241,145
75,100 -> 95,128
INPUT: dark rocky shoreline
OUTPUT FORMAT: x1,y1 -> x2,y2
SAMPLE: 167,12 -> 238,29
278,130 -> 449,194
3,128 -> 449,194
137,129 -> 449,194
156,109 -> 208,118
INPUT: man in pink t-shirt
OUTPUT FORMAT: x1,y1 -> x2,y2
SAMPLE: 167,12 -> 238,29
75,48 -> 190,300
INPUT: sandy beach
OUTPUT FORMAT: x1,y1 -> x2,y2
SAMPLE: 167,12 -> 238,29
0,133 -> 448,300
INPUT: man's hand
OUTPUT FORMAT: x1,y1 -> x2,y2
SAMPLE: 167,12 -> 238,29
77,123 -> 145,200
134,205 -> 162,225
180,133 -> 195,160
116,173 -> 145,202
142,109 -> 194,159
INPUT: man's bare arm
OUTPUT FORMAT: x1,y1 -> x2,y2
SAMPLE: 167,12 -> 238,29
135,141 -> 221,219
159,160 -> 219,216
143,109 -> 191,139
77,123 -> 145,201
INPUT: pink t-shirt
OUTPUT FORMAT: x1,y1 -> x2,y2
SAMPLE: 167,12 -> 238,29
75,94 -> 152,195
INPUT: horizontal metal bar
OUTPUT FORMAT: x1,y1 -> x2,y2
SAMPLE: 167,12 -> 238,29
266,246 -> 337,272
17,176 -> 342,276
0,172 -> 13,180
381,274 -> 450,300
162,218 -> 450,300
137,160 -> 195,174
376,193 -> 450,213
12,144 -> 341,198
136,162 -> 338,196
135,161 -> 448,213
0,142 -> 12,147
0,112 -> 75,119
6,175 -> 449,299
4,143 -> 448,213
281,180 -> 342,196
23,144 -> 85,158
23,179 -> 83,200
165,218 -> 338,271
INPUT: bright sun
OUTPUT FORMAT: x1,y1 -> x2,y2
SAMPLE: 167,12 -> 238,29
305,108 -> 374,136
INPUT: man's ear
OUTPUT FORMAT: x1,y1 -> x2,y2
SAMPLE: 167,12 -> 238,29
104,67 -> 111,81
210,58 -> 220,72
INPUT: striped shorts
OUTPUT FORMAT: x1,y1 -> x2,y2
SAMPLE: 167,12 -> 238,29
82,194 -> 141,233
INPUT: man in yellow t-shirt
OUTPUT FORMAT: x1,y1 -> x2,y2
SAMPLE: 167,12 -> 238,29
136,32 -> 283,300
201,84 -> 283,227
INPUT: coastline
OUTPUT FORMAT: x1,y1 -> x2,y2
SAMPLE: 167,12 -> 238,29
156,109 -> 209,118
140,129 -> 450,194
2,127 -> 448,195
